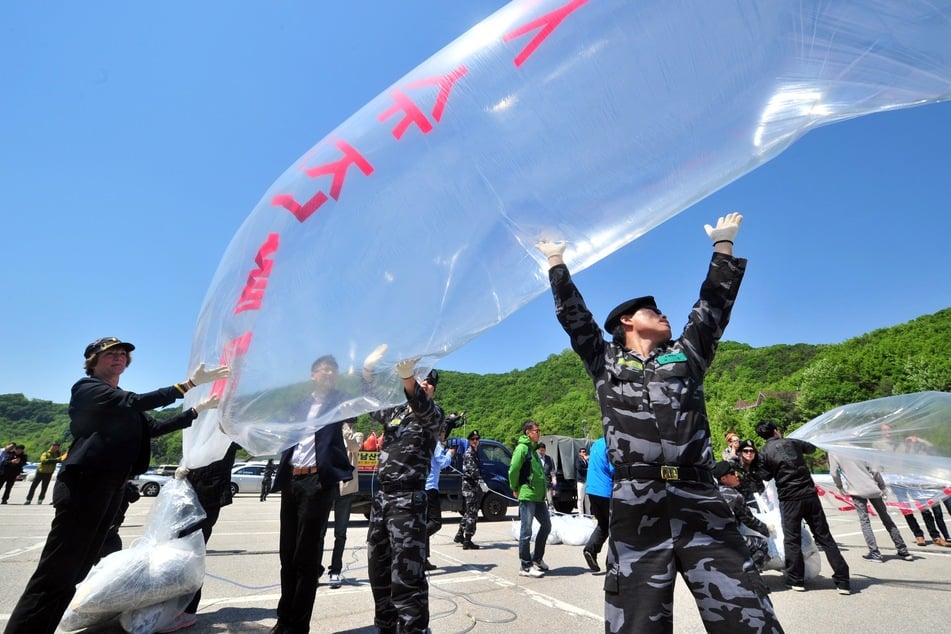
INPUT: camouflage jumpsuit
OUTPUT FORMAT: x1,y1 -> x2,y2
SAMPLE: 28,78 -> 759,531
367,383 -> 443,633
455,445 -> 483,542
548,253 -> 783,634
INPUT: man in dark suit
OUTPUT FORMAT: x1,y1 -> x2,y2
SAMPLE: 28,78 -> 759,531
268,355 -> 356,634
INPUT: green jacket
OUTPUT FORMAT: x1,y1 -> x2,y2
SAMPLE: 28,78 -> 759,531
508,434 -> 547,502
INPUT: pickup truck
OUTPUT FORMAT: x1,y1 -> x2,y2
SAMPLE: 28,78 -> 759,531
351,437 -> 516,521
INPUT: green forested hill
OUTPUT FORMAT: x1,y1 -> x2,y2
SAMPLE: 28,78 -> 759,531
3,308 -> 949,463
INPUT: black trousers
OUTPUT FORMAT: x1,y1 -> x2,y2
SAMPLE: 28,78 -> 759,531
1,473 -> 19,502
26,471 -> 54,502
425,488 -> 442,558
585,493 -> 610,556
5,469 -> 128,634
780,494 -> 850,587
277,473 -> 335,634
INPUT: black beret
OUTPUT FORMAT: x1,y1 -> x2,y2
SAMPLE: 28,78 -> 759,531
603,296 -> 658,333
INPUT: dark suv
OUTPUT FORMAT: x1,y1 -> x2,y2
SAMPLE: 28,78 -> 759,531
354,437 -> 516,521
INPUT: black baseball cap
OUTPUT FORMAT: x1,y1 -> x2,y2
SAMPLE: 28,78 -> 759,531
604,296 -> 659,332
712,461 -> 735,479
84,337 -> 135,359
424,369 -> 439,386
467,429 -> 480,440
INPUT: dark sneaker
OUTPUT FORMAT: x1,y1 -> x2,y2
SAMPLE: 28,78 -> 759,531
786,584 -> 806,592
453,534 -> 464,544
462,540 -> 480,550
862,551 -> 883,562
583,550 -> 600,572
897,551 -> 914,561
328,573 -> 342,589
423,559 -> 437,571
533,559 -> 550,571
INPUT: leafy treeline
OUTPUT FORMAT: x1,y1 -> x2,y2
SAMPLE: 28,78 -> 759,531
2,308 -> 949,464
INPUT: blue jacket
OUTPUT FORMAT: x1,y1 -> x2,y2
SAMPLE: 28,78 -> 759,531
426,441 -> 452,491
586,437 -> 614,498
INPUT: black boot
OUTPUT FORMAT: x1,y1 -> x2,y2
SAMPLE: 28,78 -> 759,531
462,540 -> 480,550
453,533 -> 464,544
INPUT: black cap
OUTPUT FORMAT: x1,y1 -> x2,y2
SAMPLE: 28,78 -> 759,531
712,461 -> 735,479
603,296 -> 658,332
424,369 -> 439,387
84,337 -> 135,359
467,429 -> 480,440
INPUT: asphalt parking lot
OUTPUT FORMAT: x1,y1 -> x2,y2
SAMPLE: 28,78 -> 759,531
2,483 -> 950,633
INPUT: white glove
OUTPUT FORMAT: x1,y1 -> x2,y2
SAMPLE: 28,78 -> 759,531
766,523 -> 775,534
363,344 -> 388,371
174,466 -> 190,480
478,481 -> 489,493
189,363 -> 231,386
535,240 -> 567,258
704,212 -> 743,245
396,358 -> 420,380
193,394 -> 221,414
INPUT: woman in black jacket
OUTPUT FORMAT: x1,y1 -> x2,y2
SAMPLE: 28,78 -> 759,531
5,336 -> 228,634
733,439 -> 766,507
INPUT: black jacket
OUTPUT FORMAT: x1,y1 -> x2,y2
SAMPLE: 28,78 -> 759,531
756,436 -> 818,501
65,376 -> 195,476
271,389 -> 355,492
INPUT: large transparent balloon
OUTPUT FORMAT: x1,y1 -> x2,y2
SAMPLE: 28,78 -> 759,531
790,391 -> 951,510
183,0 -> 951,466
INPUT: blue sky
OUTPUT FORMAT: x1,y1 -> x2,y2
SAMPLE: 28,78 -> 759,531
2,1 -> 949,404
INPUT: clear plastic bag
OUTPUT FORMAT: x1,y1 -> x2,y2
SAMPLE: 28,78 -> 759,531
60,478 -> 207,632
184,2 -> 951,467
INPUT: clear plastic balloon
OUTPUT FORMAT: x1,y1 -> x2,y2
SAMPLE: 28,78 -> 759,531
184,0 -> 951,466
789,391 -> 951,509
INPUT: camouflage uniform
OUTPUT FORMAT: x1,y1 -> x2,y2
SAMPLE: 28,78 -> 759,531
455,445 -> 483,542
367,382 -> 443,633
548,254 -> 782,634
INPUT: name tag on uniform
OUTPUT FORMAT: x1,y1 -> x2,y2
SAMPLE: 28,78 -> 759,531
656,352 -> 687,365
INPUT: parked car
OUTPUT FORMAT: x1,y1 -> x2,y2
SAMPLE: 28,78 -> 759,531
151,464 -> 180,477
230,462 -> 270,496
131,469 -> 172,497
17,463 -> 37,482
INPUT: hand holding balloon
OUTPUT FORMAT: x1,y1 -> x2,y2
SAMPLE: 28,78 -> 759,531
704,213 -> 743,250
363,344 -> 389,373
535,240 -> 567,268
188,363 -> 231,387
193,394 -> 221,414
396,358 -> 420,380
